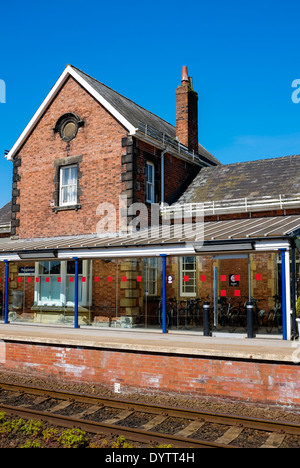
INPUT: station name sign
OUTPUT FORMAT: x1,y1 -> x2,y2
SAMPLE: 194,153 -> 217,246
18,266 -> 35,276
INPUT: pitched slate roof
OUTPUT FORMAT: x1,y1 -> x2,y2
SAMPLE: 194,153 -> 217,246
177,155 -> 300,204
72,67 -> 220,165
6,65 -> 220,166
0,202 -> 11,225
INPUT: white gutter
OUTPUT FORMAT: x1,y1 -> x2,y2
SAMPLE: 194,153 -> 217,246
254,240 -> 290,251
57,244 -> 196,259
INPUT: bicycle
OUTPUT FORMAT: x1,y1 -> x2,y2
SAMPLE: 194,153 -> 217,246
155,298 -> 168,328
252,298 -> 266,329
216,296 -> 239,331
167,297 -> 177,327
228,299 -> 247,333
192,297 -> 203,327
227,299 -> 245,333
266,295 -> 282,334
177,299 -> 193,328
156,297 -> 178,329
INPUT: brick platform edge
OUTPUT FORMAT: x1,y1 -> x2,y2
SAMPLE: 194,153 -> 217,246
1,340 -> 300,408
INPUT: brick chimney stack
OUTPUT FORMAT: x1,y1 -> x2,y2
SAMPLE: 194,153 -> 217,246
176,66 -> 198,153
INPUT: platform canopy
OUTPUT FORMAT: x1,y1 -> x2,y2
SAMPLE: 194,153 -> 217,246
0,215 -> 299,261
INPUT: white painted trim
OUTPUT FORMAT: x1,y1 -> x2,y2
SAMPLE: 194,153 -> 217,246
254,240 -> 290,251
145,161 -> 155,203
0,254 -> 21,262
0,244 -> 195,262
34,259 -> 90,307
57,245 -> 196,259
5,65 -> 136,161
179,256 -> 197,297
6,68 -> 69,161
67,67 -> 137,135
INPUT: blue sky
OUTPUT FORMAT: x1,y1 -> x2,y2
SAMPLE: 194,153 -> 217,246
1,0 -> 300,207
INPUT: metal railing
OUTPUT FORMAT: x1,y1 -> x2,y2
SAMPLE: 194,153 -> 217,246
137,122 -> 209,166
161,194 -> 300,217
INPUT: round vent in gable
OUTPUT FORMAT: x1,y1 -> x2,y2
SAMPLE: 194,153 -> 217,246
54,113 -> 84,142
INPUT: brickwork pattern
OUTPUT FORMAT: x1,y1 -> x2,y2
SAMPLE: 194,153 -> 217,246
2,341 -> 300,408
14,76 -> 127,238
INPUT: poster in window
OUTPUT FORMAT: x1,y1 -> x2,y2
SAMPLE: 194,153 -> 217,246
229,274 -> 239,287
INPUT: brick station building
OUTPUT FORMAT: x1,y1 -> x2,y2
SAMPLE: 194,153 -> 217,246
1,65 -> 300,340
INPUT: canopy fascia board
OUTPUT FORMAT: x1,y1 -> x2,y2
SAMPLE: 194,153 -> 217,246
0,238 -> 292,262
57,244 -> 196,259
0,244 -> 196,261
254,240 -> 290,251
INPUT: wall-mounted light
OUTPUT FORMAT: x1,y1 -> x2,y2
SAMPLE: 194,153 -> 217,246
17,250 -> 58,260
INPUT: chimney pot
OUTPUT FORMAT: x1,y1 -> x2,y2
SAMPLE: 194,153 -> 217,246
181,66 -> 189,84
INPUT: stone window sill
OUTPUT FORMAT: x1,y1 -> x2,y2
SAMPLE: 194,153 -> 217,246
52,204 -> 81,213
31,305 -> 88,312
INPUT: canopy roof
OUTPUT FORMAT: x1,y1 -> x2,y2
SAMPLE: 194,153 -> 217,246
0,215 -> 299,261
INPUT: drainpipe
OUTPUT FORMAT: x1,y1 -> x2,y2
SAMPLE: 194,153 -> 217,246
160,148 -> 169,205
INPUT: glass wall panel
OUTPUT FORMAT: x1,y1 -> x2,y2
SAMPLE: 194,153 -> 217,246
209,252 -> 283,336
2,250 -> 290,336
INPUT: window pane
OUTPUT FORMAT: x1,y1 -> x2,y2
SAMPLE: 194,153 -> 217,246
67,260 -> 83,275
146,163 -> 154,203
49,261 -> 61,275
40,277 -> 61,304
61,167 -> 69,186
146,163 -> 153,183
61,185 -> 77,205
40,277 -> 50,303
40,262 -> 49,275
60,166 -> 78,205
146,183 -> 152,202
181,257 -> 196,296
39,261 -> 60,275
66,278 -> 83,304
69,166 -> 77,184
144,258 -> 157,296
183,257 -> 195,269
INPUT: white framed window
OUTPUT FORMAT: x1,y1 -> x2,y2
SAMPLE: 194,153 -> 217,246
146,161 -> 155,203
59,165 -> 78,206
38,261 -> 62,306
35,260 -> 90,307
143,258 -> 158,296
180,256 -> 197,297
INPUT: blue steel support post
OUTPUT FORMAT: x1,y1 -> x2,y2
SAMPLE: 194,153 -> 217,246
280,249 -> 287,340
4,260 -> 9,324
160,254 -> 167,334
73,257 -> 79,329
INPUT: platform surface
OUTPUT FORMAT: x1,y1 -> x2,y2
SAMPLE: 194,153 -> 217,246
0,322 -> 299,364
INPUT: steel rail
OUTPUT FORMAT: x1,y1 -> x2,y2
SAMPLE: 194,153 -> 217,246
0,403 -> 230,449
0,381 -> 299,446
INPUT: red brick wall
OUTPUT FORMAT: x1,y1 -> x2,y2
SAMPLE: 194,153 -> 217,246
14,76 -> 128,238
176,82 -> 198,153
2,341 -> 300,408
135,140 -> 199,206
13,76 -> 200,239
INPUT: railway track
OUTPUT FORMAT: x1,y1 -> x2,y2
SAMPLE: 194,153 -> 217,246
0,381 -> 299,448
